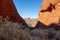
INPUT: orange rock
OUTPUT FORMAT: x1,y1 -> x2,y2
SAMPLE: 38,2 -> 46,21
35,0 -> 60,30
38,0 -> 60,26
0,0 -> 28,26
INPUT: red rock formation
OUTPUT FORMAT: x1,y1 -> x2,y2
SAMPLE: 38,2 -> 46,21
0,0 -> 28,26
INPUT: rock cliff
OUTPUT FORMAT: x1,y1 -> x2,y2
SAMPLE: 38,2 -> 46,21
0,0 -> 28,26
35,0 -> 60,30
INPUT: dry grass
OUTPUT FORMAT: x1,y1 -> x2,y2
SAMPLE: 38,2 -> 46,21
0,16 -> 30,40
0,16 -> 60,40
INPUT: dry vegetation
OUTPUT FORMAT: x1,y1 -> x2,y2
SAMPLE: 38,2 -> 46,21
0,16 -> 60,40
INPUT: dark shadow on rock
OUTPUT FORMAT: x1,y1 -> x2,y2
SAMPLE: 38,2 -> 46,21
48,23 -> 60,30
35,21 -> 60,30
40,3 -> 55,12
35,21 -> 48,29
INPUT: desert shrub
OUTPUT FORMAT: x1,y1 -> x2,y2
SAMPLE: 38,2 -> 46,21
31,29 -> 48,40
0,16 -> 60,40
21,29 -> 31,40
0,16 -> 30,40
30,28 -> 60,40
0,17 -> 21,40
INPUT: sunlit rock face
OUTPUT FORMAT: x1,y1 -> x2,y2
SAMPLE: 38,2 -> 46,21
0,0 -> 28,26
38,0 -> 60,26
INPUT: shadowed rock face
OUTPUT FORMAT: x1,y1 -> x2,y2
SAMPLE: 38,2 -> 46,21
35,0 -> 60,30
0,0 -> 28,26
35,21 -> 60,30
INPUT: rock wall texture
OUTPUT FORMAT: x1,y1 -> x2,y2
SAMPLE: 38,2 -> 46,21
35,0 -> 60,30
39,0 -> 60,25
0,0 -> 28,26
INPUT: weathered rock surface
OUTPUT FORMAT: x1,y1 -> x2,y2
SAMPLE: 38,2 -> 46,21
0,0 -> 28,26
39,0 -> 60,25
35,0 -> 60,30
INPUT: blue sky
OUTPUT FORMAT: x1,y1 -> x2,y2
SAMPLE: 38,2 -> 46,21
13,0 -> 42,18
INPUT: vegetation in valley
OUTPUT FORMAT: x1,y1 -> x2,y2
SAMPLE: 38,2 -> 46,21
24,18 -> 37,27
